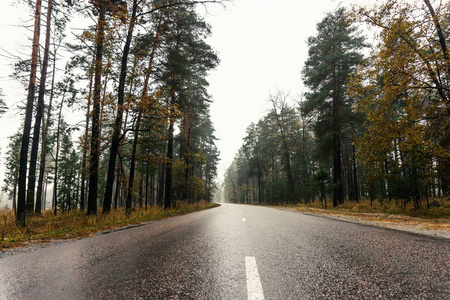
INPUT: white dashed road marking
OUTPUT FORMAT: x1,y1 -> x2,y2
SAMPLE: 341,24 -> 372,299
245,256 -> 265,300
242,217 -> 246,222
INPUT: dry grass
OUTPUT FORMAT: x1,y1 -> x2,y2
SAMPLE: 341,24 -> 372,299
283,197 -> 450,219
274,198 -> 450,233
0,201 -> 218,249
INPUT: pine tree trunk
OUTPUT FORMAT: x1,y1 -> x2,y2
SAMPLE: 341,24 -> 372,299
87,4 -> 107,216
151,174 -> 155,207
126,110 -> 142,213
139,161 -> 144,208
125,20 -> 162,212
352,143 -> 359,202
145,158 -> 149,210
52,98 -> 64,216
13,169 -> 18,214
164,112 -> 175,209
80,69 -> 93,211
332,134 -> 343,206
114,176 -> 120,210
17,0 -> 42,226
332,66 -> 343,207
103,3 -> 161,213
43,172 -> 48,210
34,1 -> 55,215
114,64 -> 133,210
181,112 -> 191,202
27,0 -> 53,214
345,148 -> 355,201
157,161 -> 165,206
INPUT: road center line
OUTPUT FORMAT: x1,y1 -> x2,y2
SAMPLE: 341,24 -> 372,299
242,217 -> 246,222
245,256 -> 265,300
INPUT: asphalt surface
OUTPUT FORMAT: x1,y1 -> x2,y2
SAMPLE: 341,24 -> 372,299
0,203 -> 448,299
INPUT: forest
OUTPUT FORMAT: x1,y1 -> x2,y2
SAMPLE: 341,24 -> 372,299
1,0 -> 226,227
1,0 -> 449,230
223,1 -> 450,212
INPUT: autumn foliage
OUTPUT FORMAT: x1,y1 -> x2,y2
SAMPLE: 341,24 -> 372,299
224,1 -> 449,212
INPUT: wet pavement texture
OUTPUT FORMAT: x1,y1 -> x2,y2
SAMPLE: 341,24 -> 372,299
0,203 -> 448,299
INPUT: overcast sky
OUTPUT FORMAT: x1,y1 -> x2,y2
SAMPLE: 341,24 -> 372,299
201,0 -> 355,182
0,0 -> 361,199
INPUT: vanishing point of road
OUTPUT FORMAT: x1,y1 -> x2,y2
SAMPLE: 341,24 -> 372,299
0,203 -> 448,299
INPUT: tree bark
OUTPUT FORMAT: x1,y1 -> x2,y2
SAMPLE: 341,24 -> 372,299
36,42 -> 57,214
164,110 -> 175,209
423,0 -> 450,196
29,0 -> 53,215
103,0 -> 138,213
104,4 -> 162,213
52,97 -> 65,216
332,65 -> 343,207
126,110 -> 142,213
80,68 -> 94,211
352,142 -> 359,202
423,0 -> 450,79
17,0 -> 42,226
87,3 -> 106,216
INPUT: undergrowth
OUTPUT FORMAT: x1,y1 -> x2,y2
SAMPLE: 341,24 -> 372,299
0,201 -> 218,249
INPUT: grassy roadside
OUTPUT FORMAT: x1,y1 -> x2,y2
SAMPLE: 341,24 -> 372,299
271,199 -> 450,232
0,202 -> 219,250
273,198 -> 450,218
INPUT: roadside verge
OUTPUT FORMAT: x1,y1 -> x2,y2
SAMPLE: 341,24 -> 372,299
277,206 -> 450,239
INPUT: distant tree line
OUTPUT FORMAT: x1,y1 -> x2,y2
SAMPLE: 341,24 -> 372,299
224,1 -> 450,209
1,0 -> 226,226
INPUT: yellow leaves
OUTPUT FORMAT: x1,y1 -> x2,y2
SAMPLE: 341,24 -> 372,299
172,160 -> 206,197
77,30 -> 96,43
349,0 -> 450,180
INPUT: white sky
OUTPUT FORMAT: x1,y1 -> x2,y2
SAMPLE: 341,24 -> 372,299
202,0 -> 353,182
0,0 -> 361,205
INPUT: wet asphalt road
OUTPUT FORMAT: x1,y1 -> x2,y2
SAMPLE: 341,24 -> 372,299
0,203 -> 449,299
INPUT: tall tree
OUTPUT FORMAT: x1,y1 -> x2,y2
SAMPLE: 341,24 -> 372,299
87,0 -> 126,215
302,8 -> 366,207
35,48 -> 57,215
351,0 -> 450,204
57,121 -> 80,213
102,0 -> 140,214
103,0 -> 229,212
26,0 -> 54,214
2,131 -> 22,213
269,91 -> 296,203
104,4 -> 164,213
157,5 -> 218,208
17,0 -> 42,226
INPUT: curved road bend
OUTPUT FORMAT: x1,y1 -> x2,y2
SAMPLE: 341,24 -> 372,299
0,203 -> 448,299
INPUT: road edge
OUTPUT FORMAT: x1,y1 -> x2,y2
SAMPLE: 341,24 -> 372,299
271,206 -> 450,240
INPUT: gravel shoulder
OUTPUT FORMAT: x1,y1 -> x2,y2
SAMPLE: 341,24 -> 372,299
279,206 -> 450,239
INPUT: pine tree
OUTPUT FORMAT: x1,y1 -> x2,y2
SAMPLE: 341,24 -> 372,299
17,0 -> 42,226
156,5 -> 218,208
302,8 -> 366,207
2,131 -> 22,213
